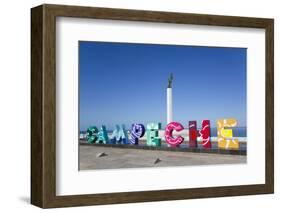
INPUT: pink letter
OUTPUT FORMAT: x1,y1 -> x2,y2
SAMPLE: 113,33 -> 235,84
165,122 -> 184,147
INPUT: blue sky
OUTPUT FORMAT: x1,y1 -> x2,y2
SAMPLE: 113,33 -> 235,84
79,41 -> 246,131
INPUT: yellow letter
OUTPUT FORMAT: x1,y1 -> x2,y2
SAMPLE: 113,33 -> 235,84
217,119 -> 239,149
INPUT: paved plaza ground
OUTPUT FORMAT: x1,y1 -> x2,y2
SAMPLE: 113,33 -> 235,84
79,145 -> 247,170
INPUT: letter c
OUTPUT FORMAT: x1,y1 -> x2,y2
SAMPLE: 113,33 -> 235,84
165,122 -> 184,147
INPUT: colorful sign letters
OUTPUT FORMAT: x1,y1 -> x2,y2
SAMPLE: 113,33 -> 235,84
86,125 -> 109,144
86,118 -> 239,150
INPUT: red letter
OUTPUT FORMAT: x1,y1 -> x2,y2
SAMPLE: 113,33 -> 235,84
199,120 -> 211,149
188,121 -> 198,148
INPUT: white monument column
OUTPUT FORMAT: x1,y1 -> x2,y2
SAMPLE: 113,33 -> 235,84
167,87 -> 173,124
167,73 -> 173,124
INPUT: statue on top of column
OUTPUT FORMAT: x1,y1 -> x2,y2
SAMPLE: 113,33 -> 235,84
167,73 -> 173,88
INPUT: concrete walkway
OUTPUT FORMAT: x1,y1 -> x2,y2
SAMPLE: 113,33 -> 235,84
79,145 -> 247,170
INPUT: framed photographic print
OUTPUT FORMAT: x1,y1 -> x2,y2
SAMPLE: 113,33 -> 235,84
31,4 -> 274,208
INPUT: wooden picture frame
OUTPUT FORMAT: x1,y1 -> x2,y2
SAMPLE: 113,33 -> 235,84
31,4 -> 274,208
